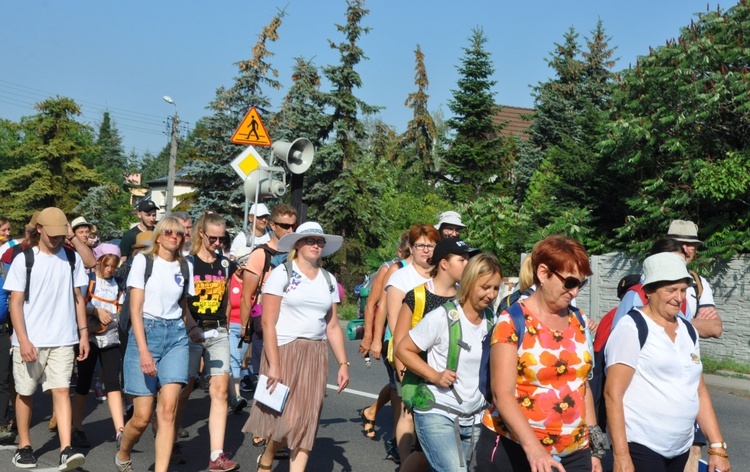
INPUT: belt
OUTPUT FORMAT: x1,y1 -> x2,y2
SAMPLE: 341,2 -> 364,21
0,322 -> 8,334
197,319 -> 226,330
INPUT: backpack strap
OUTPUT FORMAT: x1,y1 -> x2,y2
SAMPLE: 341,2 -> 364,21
23,248 -> 34,302
442,299 -> 466,405
62,247 -> 77,303
85,272 -> 97,305
678,316 -> 698,345
411,284 -> 427,329
506,302 -> 526,347
179,258 -> 190,300
570,306 -> 595,375
282,260 -> 335,294
689,270 -> 703,300
625,309 -> 650,349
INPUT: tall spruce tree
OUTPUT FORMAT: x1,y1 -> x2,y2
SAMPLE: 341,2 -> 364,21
93,111 -> 131,183
442,28 -> 508,201
184,10 -> 285,229
0,97 -> 101,227
402,45 -> 437,180
271,57 -> 328,146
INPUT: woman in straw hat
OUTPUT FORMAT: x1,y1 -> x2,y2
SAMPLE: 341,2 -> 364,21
244,222 -> 348,471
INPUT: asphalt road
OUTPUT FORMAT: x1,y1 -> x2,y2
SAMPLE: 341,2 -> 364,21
0,326 -> 747,471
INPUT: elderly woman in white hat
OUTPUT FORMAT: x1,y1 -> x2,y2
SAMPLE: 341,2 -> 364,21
245,222 -> 348,471
604,252 -> 730,472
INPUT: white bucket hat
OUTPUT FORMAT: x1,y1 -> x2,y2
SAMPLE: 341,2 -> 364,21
435,211 -> 466,230
642,252 -> 692,288
277,221 -> 343,258
667,220 -> 703,246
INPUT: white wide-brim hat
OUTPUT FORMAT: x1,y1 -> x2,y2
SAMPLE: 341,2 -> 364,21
277,221 -> 343,258
435,210 -> 466,230
642,252 -> 692,288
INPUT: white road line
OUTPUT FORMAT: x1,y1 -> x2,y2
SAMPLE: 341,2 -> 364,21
326,384 -> 378,399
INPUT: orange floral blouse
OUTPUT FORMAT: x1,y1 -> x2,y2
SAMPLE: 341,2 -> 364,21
481,301 -> 593,457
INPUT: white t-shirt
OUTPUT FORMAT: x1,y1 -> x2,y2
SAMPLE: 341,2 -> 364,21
5,247 -> 88,347
127,253 -> 195,320
408,304 -> 489,425
385,263 -> 430,294
86,276 -> 125,348
263,261 -> 340,346
230,231 -> 270,256
604,309 -> 701,457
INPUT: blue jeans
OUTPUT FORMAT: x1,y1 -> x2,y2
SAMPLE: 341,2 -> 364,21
414,411 -> 480,472
123,318 -> 188,396
228,322 -> 249,379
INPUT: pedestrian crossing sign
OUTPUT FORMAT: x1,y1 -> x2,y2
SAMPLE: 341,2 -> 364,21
231,107 -> 272,146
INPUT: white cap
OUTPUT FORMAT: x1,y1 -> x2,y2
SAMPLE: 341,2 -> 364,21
249,203 -> 270,217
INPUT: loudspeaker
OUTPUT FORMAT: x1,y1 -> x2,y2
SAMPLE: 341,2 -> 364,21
271,138 -> 314,174
243,169 -> 286,199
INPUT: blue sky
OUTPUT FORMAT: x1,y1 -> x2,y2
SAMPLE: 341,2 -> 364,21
0,1 -> 726,157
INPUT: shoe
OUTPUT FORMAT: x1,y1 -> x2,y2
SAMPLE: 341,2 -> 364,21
12,445 -> 36,469
240,374 -> 256,392
170,443 -> 186,464
208,452 -> 239,471
48,414 -> 57,431
58,446 -> 85,471
94,385 -> 106,401
177,427 -> 189,439
0,423 -> 16,445
115,455 -> 134,472
228,395 -> 247,415
71,429 -> 91,448
385,437 -> 400,464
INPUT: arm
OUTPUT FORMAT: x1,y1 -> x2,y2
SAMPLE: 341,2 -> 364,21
491,342 -> 566,472
397,334 -> 456,388
371,264 -> 399,359
392,302 -> 415,380
358,265 -> 387,357
9,291 -> 36,362
584,382 -> 603,472
67,228 -> 96,269
73,287 -> 90,361
603,364 -> 636,472
181,296 -> 202,343
260,293 -> 282,392
325,303 -> 350,393
692,306 -> 722,339
695,375 -> 731,472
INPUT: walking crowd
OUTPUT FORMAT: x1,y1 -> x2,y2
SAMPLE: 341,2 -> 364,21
0,201 -> 733,472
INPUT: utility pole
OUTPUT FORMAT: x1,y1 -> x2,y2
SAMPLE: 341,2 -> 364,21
163,95 -> 179,216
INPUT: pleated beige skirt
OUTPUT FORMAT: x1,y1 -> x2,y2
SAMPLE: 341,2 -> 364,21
243,338 -> 328,451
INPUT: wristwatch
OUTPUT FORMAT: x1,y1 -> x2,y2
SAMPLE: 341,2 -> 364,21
709,441 -> 727,449
339,361 -> 350,366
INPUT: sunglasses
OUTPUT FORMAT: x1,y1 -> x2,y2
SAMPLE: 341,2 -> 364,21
163,229 -> 184,239
274,222 -> 296,230
548,267 -> 588,291
303,237 -> 327,248
204,235 -> 222,244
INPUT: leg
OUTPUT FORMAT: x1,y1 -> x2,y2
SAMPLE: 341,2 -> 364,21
117,395 -> 155,462
71,343 -> 99,432
258,439 -> 286,470
414,411 -> 466,471
289,448 -> 310,472
14,394 -> 32,448
51,387 -> 73,449
208,373 -> 230,452
395,403 -> 415,463
154,383 -> 182,472
361,383 -> 391,438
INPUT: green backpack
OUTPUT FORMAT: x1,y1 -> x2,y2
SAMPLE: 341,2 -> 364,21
401,299 -> 493,411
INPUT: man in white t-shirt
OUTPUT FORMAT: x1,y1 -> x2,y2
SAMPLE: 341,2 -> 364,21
230,203 -> 271,258
5,207 -> 89,471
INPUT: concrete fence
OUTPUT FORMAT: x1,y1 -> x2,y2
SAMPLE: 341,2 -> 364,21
573,253 -> 750,363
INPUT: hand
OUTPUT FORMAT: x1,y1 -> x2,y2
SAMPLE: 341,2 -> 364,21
370,340 -> 382,360
358,335 -> 372,357
708,453 -> 730,472
66,223 -> 75,240
140,351 -> 157,377
77,337 -> 90,361
19,339 -> 38,363
525,447 -> 567,472
612,455 -> 635,472
187,326 -> 203,343
591,456 -> 603,472
586,318 -> 599,335
337,364 -> 350,393
98,309 -> 113,326
696,306 -> 719,320
431,369 -> 458,388
265,364 -> 282,394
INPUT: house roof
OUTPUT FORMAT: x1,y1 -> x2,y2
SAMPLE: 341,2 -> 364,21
492,105 -> 534,141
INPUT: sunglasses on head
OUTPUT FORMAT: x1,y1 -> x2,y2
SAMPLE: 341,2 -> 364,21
303,237 -> 327,248
163,229 -> 184,239
274,222 -> 295,230
548,267 -> 588,291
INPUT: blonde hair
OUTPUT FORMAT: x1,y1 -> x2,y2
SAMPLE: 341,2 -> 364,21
456,252 -> 502,306
190,211 -> 226,256
142,216 -> 186,261
518,254 -> 534,292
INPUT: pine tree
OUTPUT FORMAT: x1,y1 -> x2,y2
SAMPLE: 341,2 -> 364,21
0,97 -> 102,227
442,28 -> 508,201
271,57 -> 328,145
402,45 -> 437,180
92,111 -> 131,183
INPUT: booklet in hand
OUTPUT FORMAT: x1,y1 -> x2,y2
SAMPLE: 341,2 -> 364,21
254,374 -> 290,413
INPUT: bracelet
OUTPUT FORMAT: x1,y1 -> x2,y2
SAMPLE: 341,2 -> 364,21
78,327 -> 88,332
707,447 -> 729,458
339,361 -> 350,366
587,425 -> 607,459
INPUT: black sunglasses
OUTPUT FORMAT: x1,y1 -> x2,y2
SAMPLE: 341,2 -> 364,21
204,235 -> 221,244
163,229 -> 184,239
548,267 -> 588,291
274,222 -> 296,230
303,237 -> 327,248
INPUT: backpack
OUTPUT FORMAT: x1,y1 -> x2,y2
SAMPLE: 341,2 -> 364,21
23,247 -> 77,303
119,255 -> 190,335
0,262 -> 8,325
84,272 -> 124,335
402,299 -> 493,411
495,288 -> 534,322
385,282 -> 428,366
479,302 -> 590,404
591,308 -> 697,431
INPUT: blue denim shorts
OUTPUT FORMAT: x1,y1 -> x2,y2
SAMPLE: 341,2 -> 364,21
123,317 -> 189,396
414,411 -> 480,472
228,322 -> 249,378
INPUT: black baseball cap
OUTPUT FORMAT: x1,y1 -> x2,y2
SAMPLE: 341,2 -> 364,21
136,199 -> 158,212
430,238 -> 480,266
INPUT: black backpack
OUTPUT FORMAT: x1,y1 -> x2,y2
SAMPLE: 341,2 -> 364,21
119,255 -> 190,335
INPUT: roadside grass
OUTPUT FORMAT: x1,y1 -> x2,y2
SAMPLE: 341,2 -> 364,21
338,302 -> 359,321
702,355 -> 750,378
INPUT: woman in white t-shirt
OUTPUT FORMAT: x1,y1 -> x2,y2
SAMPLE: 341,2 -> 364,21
397,253 -> 502,472
605,252 -> 731,472
116,216 -> 201,472
245,222 -> 348,472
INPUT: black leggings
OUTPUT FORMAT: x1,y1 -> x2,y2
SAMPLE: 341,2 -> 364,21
628,442 -> 689,472
74,343 -> 122,396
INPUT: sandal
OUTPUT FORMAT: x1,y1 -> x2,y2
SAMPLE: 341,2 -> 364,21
274,446 -> 290,460
252,436 -> 267,448
359,407 -> 376,439
256,454 -> 272,470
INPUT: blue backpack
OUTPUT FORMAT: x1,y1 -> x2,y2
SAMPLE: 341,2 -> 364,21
479,302 -> 591,404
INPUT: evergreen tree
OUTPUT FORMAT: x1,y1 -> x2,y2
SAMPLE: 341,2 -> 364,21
0,97 -> 101,227
0,119 -> 22,173
271,57 -> 328,146
93,111 -> 132,183
184,10 -> 286,229
442,28 -> 509,201
402,44 -> 437,180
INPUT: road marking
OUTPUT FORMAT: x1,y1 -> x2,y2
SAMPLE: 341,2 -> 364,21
327,384 -> 378,399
